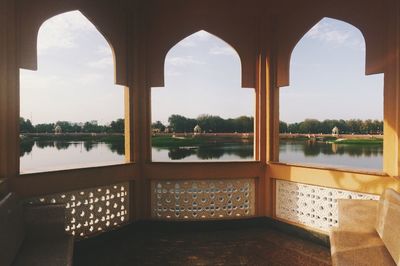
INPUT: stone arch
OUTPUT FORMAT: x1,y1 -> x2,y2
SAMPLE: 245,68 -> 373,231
17,1 -> 128,85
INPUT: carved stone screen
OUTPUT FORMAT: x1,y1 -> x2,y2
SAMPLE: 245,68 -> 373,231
151,178 -> 256,220
275,179 -> 379,231
27,182 -> 129,238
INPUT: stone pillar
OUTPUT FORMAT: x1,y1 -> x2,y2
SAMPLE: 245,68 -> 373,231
0,0 -> 19,180
383,0 -> 400,177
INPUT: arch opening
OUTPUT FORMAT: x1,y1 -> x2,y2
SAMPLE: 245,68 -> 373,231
151,30 -> 255,162
19,11 -> 126,173
279,18 -> 384,172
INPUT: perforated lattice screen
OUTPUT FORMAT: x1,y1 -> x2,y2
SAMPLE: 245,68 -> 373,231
275,179 -> 379,231
151,178 -> 256,220
27,182 -> 129,238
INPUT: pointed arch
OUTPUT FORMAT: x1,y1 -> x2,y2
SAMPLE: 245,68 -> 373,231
19,10 -> 126,172
279,17 -> 384,171
151,30 -> 255,162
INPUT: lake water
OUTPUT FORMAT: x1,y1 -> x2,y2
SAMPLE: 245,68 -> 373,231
19,139 -> 383,173
279,140 -> 383,171
20,140 -> 125,173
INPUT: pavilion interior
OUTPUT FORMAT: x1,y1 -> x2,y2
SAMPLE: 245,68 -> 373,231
1,0 -> 400,265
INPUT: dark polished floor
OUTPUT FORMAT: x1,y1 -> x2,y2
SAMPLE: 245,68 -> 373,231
74,218 -> 332,266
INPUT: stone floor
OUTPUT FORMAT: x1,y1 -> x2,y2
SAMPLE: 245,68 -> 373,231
74,219 -> 332,266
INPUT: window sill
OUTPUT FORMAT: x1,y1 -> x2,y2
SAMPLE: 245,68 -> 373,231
19,161 -> 135,176
268,161 -> 387,177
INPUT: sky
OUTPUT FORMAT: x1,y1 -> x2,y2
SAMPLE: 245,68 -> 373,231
20,11 -> 383,125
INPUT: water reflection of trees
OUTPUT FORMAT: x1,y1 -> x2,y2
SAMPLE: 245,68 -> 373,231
168,148 -> 197,160
107,142 -> 125,155
20,140 -> 125,157
281,140 -> 383,158
20,140 -> 35,156
165,144 -> 253,160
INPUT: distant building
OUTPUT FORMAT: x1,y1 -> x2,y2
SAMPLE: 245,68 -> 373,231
152,128 -> 161,134
194,125 -> 202,134
55,125 -> 62,134
332,126 -> 339,136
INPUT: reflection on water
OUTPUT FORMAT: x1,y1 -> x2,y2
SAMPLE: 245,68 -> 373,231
20,140 -> 125,173
153,144 -> 254,162
279,140 -> 383,171
20,139 -> 383,172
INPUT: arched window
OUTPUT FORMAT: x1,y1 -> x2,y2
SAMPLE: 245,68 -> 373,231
20,11 -> 125,173
151,30 -> 255,162
279,18 -> 384,171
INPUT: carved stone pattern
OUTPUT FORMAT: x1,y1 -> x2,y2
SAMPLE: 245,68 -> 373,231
275,179 -> 379,231
151,179 -> 255,220
27,182 -> 129,238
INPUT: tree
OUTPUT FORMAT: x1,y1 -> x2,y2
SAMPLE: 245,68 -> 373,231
20,118 -> 35,133
279,121 -> 288,133
168,115 -> 196,133
151,121 -> 166,132
110,119 -> 124,133
35,123 -> 55,133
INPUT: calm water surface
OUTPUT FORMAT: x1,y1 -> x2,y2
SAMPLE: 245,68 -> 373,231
20,139 -> 383,172
20,141 -> 125,173
279,140 -> 383,171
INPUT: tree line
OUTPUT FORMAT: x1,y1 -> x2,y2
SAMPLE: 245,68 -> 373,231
152,114 -> 254,133
279,119 -> 383,134
20,118 -> 124,134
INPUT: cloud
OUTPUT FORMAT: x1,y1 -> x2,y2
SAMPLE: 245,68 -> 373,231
306,23 -> 349,44
77,73 -> 103,84
209,45 -> 237,56
177,30 -> 212,48
20,71 -> 60,89
96,45 -> 113,56
38,11 -> 96,54
194,30 -> 212,41
166,56 -> 204,67
305,20 -> 365,50
87,57 -> 113,69
165,69 -> 182,77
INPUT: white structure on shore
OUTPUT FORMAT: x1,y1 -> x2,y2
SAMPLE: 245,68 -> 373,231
332,126 -> 339,136
55,125 -> 62,134
194,125 -> 202,134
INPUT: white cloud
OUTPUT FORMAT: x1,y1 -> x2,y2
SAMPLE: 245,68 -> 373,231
20,70 -> 60,89
96,45 -> 113,56
87,57 -> 113,69
209,45 -> 237,56
194,30 -> 212,41
178,39 -> 197,48
165,69 -> 182,77
306,23 -> 349,44
77,73 -> 103,84
177,30 -> 211,48
305,20 -> 365,50
38,11 -> 96,54
166,56 -> 204,67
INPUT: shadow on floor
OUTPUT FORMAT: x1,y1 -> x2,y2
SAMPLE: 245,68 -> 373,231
74,218 -> 332,266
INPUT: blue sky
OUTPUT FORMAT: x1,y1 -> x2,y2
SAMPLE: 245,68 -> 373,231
20,11 -> 383,125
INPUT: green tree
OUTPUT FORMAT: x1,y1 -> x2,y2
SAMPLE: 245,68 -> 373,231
110,119 -> 124,133
19,118 -> 35,133
151,121 -> 166,132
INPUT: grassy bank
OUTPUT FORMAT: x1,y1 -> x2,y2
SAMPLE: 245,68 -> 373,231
152,136 -> 205,147
152,135 -> 253,148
